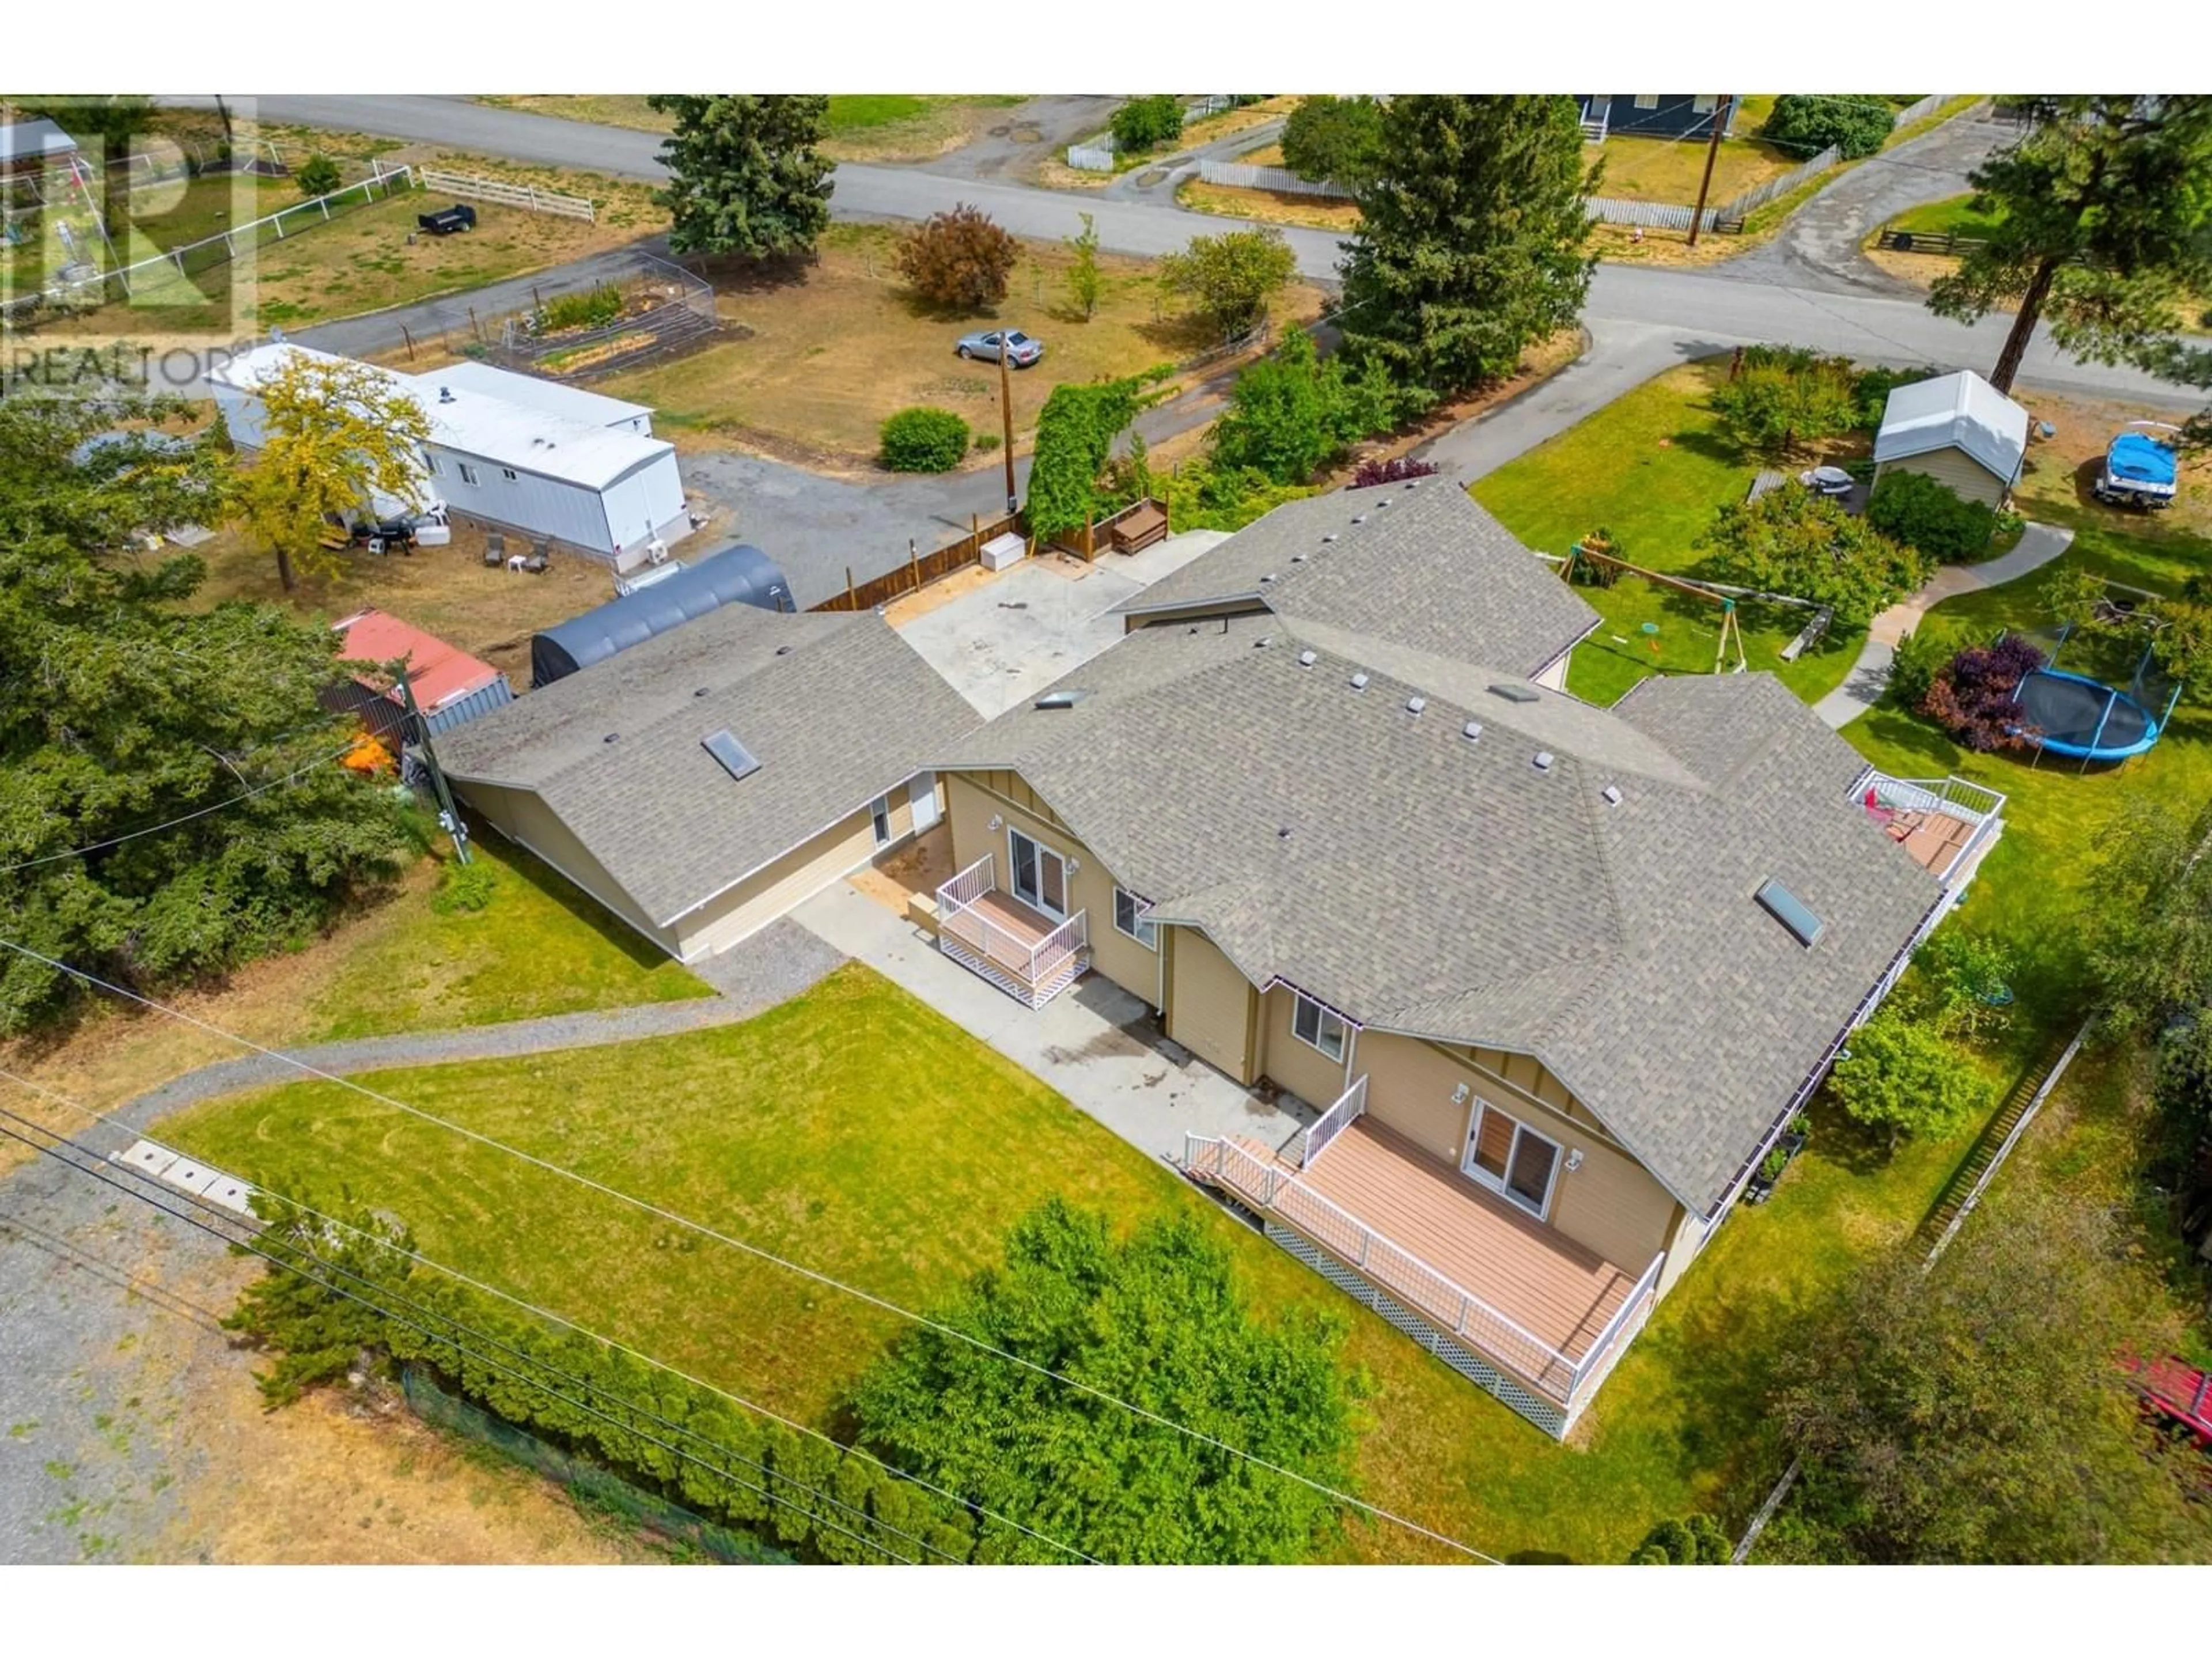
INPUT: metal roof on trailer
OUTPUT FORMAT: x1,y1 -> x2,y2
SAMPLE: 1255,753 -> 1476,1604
0,119 -> 80,161
415,361 -> 655,431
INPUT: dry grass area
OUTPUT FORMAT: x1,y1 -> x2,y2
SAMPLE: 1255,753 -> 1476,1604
1588,96 -> 1790,207
597,223 -> 1324,468
473,94 -> 1032,165
184,518 -> 685,688
1176,178 -> 1363,232
2008,391 -> 2212,537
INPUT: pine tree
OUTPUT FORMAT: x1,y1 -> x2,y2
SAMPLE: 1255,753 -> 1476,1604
646,94 -> 834,260
1928,96 -> 2212,394
1338,96 -> 1597,404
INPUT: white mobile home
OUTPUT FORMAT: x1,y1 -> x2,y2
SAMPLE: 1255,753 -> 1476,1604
208,343 -> 692,565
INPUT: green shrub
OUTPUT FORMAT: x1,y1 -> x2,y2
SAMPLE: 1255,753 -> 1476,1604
294,153 -> 342,197
877,407 -> 970,472
1907,929 -> 2015,1038
431,859 -> 498,915
1866,469 -> 1998,563
1111,95 -> 1183,155
1886,622 -> 1955,709
1829,1008 -> 1990,1151
537,283 -> 624,333
1280,94 -> 1382,188
1762,94 -> 1894,160
1628,1513 -> 1733,1565
1711,344 -> 1862,458
1027,377 -> 1146,540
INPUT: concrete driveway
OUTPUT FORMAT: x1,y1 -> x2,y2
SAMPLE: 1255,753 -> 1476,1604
892,529 -> 1229,717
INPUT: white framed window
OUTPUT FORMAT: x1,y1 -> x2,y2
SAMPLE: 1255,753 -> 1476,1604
457,462 -> 479,486
1692,94 -> 1718,114
425,454 -> 444,478
1462,1101 -> 1562,1219
1113,888 -> 1156,950
499,466 -> 518,482
1633,94 -> 1660,111
870,794 -> 893,848
1291,991 -> 1346,1063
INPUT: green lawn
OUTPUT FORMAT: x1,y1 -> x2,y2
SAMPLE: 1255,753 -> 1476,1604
300,832 -> 710,1042
1889,192 -> 2004,240
161,954 -> 2044,1563
1473,361 -> 1867,706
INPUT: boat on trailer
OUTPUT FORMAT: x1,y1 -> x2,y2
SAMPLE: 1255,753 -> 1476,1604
2092,422 -> 2181,510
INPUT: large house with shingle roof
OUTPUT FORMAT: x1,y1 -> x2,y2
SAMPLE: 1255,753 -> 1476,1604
434,602 -> 978,961
925,480 -> 2006,1435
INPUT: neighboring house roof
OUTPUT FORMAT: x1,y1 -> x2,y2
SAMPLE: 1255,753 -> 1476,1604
332,607 -> 505,714
1112,484 -> 1600,680
0,119 -> 79,164
211,342 -> 673,492
1873,369 -> 2028,486
940,497 -> 1941,1214
434,603 -> 979,929
531,544 -> 791,686
420,361 -> 655,433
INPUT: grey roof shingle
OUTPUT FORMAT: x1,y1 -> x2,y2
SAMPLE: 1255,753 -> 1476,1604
437,603 -> 979,927
941,496 -> 1942,1213
1113,483 -> 1600,678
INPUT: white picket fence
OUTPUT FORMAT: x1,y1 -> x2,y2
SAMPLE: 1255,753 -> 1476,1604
1196,158 -> 1348,198
416,167 -> 595,222
1066,137 -> 1116,172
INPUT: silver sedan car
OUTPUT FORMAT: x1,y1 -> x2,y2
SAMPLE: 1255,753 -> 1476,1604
955,328 -> 1044,367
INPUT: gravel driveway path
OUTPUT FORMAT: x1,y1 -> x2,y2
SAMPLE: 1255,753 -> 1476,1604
0,918 -> 843,1562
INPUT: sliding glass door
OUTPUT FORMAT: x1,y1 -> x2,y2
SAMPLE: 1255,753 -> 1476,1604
1463,1102 -> 1561,1219
1007,827 -> 1068,920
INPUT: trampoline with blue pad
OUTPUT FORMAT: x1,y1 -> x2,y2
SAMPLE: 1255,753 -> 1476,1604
2012,618 -> 2180,767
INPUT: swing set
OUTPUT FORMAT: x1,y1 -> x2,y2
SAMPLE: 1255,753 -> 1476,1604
1560,537 -> 1748,676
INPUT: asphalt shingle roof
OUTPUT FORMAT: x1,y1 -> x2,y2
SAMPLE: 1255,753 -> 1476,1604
942,496 -> 1944,1213
1114,482 -> 1600,678
436,603 -> 979,928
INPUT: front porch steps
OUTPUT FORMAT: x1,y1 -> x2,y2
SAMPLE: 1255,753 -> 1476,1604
937,929 -> 1089,1010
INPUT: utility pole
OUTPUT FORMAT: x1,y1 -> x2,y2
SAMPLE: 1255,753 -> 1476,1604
998,335 -> 1018,517
1685,96 -> 1734,249
397,668 -> 470,865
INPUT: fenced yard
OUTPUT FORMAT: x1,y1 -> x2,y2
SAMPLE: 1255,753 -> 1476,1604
812,511 -> 1027,612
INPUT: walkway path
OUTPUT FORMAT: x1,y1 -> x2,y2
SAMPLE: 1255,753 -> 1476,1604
109,918 -> 844,1132
1812,521 -> 2076,728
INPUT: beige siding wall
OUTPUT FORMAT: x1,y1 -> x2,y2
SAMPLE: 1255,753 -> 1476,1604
942,771 -> 1163,1006
1656,1205 -> 1717,1298
1168,926 -> 1260,1083
675,800 -> 898,960
455,780 -> 672,952
1256,986 -> 1348,1108
1876,448 -> 2008,508
1355,1032 -> 1678,1272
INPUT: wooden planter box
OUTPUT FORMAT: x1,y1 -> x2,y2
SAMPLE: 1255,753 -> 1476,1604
1107,501 -> 1168,555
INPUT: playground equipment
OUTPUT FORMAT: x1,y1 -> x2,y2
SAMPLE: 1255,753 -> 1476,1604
2011,615 -> 2179,767
1563,538 -> 1748,675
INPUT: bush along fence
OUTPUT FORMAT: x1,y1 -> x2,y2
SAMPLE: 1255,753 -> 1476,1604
813,510 -> 1028,613
2,162 -> 418,320
417,166 -> 595,222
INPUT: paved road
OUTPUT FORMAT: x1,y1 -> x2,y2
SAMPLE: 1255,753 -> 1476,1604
1722,107 -> 2013,298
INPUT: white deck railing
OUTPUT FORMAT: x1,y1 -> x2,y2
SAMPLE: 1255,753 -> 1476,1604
938,853 -> 995,914
1187,1131 -> 1664,1409
1299,1075 -> 1367,1169
1858,771 -> 2008,885
1028,910 -> 1088,984
937,853 -> 1087,990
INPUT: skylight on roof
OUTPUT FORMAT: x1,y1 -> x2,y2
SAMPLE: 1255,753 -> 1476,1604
702,730 -> 761,782
1756,878 -> 1823,948
1034,690 -> 1091,711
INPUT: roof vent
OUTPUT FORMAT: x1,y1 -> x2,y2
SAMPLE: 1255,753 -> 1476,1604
702,729 -> 761,782
603,732 -> 620,744
1277,825 -> 1294,839
1488,683 -> 1540,704
1406,696 -> 1426,715
1291,552 -> 1307,562
694,686 -> 711,698
1349,671 -> 1369,691
1321,532 -> 1338,544
1034,689 -> 1092,711
1463,721 -> 1483,742
1260,571 -> 1278,584
1756,878 -> 1824,948
1351,514 -> 1367,526
1255,635 -> 1274,649
1532,751 -> 1554,772
1297,650 -> 1317,668
1601,783 -> 1623,806
1376,496 -> 1391,508
774,645 -> 793,656
1406,478 -> 1422,488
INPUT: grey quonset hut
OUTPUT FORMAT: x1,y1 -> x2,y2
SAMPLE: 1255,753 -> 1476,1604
529,544 -> 794,688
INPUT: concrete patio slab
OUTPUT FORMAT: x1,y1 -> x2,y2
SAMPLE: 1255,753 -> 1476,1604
792,879 -> 1312,1168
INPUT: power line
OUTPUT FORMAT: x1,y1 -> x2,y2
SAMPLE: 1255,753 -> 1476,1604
0,1067 -> 1096,1565
0,941 -> 1498,1563
0,734 -> 368,875
0,1111 -> 918,1565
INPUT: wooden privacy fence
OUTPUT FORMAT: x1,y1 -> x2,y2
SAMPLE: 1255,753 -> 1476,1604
1045,496 -> 1171,560
417,167 -> 596,222
813,512 -> 1027,613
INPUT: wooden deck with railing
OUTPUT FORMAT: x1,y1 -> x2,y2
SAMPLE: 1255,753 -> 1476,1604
1859,772 -> 2006,886
934,854 -> 1089,1008
1187,1117 -> 1663,1415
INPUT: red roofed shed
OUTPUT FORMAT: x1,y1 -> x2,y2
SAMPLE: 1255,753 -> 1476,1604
331,608 -> 514,736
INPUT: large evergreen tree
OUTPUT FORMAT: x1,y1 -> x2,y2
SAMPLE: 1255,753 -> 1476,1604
1928,96 -> 2212,394
1338,95 -> 1597,404
0,395 -> 410,1032
646,94 -> 834,260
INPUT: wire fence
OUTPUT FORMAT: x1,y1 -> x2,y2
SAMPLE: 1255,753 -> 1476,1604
401,1365 -> 794,1563
486,249 -> 718,380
